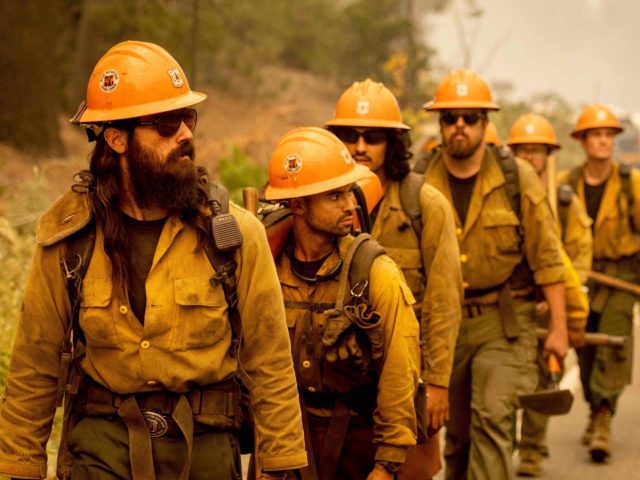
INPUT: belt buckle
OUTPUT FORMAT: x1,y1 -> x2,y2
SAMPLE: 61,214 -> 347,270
142,410 -> 169,437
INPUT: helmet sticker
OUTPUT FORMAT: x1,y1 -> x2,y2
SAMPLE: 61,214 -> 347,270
284,153 -> 302,174
597,110 -> 607,120
456,84 -> 469,97
340,149 -> 353,165
356,101 -> 370,115
525,124 -> 536,135
167,68 -> 185,88
99,69 -> 120,93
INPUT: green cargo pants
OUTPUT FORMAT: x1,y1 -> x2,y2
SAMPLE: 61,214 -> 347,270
579,258 -> 637,413
444,300 -> 538,480
68,415 -> 242,479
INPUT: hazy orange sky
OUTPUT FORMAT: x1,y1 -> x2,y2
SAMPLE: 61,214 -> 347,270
426,0 -> 639,115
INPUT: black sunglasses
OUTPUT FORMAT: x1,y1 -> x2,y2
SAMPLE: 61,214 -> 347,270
440,112 -> 484,126
135,108 -> 198,137
333,128 -> 387,145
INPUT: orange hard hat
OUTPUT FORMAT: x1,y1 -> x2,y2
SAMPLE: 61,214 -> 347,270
264,127 -> 369,200
71,40 -> 206,125
424,68 -> 499,111
571,103 -> 623,138
484,122 -> 502,146
508,113 -> 560,149
325,79 -> 410,130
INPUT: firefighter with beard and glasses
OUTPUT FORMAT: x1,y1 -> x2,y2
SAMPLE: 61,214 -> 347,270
325,79 -> 462,480
0,41 -> 306,480
421,69 -> 568,480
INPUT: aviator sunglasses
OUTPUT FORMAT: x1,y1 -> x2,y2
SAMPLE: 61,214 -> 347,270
333,127 -> 388,145
134,107 -> 198,137
440,112 -> 484,126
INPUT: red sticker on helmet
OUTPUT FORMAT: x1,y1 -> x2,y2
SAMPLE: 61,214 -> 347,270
99,69 -> 120,93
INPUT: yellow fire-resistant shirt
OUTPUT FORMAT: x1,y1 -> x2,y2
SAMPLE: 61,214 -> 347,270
558,162 -> 640,261
425,148 -> 565,291
371,180 -> 462,387
276,235 -> 419,463
0,190 -> 306,479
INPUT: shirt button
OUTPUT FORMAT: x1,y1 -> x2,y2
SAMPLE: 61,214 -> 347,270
146,380 -> 158,386
140,341 -> 150,349
119,305 -> 128,315
456,227 -> 463,237
307,386 -> 316,392
463,281 -> 470,289
302,360 -> 311,368
460,254 -> 468,263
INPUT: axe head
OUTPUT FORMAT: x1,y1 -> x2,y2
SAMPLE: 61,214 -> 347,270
518,388 -> 574,415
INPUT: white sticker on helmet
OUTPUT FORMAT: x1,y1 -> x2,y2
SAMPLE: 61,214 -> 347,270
456,84 -> 469,97
284,153 -> 303,174
597,110 -> 607,121
356,101 -> 370,115
525,124 -> 536,135
167,68 -> 185,88
99,69 -> 120,93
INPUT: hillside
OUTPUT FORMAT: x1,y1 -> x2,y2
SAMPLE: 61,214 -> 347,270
0,66 -> 342,226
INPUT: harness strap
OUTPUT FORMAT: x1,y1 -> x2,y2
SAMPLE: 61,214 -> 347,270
318,400 -> 351,480
171,395 -> 194,480
118,396 -> 155,480
298,396 -> 320,480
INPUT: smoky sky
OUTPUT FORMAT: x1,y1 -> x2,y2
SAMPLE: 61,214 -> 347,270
426,0 -> 640,116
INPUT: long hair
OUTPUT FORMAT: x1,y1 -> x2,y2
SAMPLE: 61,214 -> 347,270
384,130 -> 413,181
73,132 -> 213,297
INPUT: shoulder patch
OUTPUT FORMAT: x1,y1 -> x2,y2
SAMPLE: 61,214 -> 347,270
36,191 -> 92,246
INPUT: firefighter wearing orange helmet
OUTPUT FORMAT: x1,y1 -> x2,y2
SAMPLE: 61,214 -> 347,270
325,79 -> 462,480
265,127 -> 420,480
422,69 -> 568,480
508,113 -> 592,476
558,103 -> 640,463
0,41 -> 307,479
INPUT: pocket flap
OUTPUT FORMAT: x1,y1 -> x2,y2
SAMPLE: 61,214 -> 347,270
174,277 -> 224,307
482,209 -> 519,227
82,279 -> 113,307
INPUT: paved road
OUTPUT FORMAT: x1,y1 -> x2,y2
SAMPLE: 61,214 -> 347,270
436,314 -> 640,480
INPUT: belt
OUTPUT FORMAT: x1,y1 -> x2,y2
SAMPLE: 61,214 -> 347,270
464,286 -> 534,307
77,379 -> 241,480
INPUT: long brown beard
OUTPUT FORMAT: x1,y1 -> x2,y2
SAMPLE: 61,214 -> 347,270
127,136 -> 200,215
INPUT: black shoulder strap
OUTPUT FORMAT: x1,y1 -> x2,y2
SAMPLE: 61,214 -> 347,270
209,181 -> 230,214
568,165 -> 582,194
492,145 -> 522,222
399,171 -> 425,239
412,152 -> 431,175
619,163 -> 635,228
557,184 -> 574,240
57,220 -> 96,406
205,181 -> 243,359
349,235 -> 386,304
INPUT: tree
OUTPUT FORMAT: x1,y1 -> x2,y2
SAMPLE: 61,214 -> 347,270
0,0 -> 77,155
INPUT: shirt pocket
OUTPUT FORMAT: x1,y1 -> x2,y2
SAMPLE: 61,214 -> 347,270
481,209 -> 521,256
80,278 -> 123,350
171,277 -> 229,350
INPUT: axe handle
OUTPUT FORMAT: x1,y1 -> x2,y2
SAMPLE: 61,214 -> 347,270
588,270 -> 640,297
242,187 -> 259,216
536,328 -> 626,347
